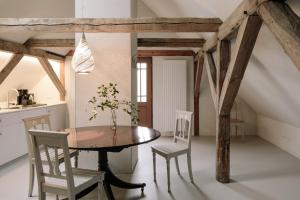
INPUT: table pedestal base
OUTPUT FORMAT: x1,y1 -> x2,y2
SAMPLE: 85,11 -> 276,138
98,151 -> 145,200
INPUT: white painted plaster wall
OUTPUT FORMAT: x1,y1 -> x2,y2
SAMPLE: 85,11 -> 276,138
72,0 -> 138,173
0,53 -> 61,105
258,115 -> 300,159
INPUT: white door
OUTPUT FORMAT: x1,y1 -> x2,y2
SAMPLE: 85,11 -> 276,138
153,59 -> 187,134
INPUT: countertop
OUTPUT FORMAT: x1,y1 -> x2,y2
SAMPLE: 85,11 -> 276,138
0,102 -> 66,115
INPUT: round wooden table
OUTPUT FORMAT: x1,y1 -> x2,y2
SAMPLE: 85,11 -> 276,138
66,126 -> 161,200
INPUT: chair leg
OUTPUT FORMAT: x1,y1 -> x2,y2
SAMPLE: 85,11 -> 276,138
74,153 -> 79,168
175,156 -> 181,176
152,151 -> 156,182
97,182 -> 102,200
187,152 -> 194,183
166,158 -> 171,192
68,194 -> 76,200
28,163 -> 35,197
38,190 -> 46,200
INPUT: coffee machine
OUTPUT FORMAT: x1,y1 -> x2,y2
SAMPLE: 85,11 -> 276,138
17,89 -> 28,105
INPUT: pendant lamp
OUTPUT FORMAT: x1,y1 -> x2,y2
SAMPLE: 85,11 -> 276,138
72,32 -> 95,74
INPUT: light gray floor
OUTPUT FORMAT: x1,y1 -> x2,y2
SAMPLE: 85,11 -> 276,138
1,136 -> 300,200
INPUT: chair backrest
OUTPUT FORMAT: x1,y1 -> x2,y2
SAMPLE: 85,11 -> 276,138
231,99 -> 243,120
173,110 -> 193,147
23,115 -> 51,161
29,129 -> 75,194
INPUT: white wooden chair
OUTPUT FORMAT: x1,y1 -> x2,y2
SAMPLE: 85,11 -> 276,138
151,110 -> 193,192
29,129 -> 105,200
23,115 -> 79,197
230,100 -> 245,140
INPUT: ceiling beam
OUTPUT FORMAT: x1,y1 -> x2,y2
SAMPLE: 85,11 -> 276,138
194,53 -> 204,98
218,0 -> 267,40
0,54 -> 23,85
0,39 -> 65,61
219,15 -> 262,115
24,39 -> 75,48
0,18 -> 222,33
258,1 -> 300,70
137,50 -> 195,57
204,52 -> 217,109
138,38 -> 205,47
203,0 -> 268,52
38,57 -> 66,97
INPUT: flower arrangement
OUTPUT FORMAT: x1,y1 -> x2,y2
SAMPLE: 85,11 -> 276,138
89,83 -> 139,130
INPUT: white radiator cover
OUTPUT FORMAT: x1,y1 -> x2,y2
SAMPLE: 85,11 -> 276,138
153,59 -> 187,134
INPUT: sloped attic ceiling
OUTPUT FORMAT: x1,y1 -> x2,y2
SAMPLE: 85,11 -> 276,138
141,0 -> 300,127
0,0 -> 75,56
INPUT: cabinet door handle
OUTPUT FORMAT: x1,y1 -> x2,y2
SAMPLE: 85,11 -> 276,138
0,132 -> 2,136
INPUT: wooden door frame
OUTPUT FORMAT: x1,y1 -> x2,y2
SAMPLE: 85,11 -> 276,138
137,57 -> 153,128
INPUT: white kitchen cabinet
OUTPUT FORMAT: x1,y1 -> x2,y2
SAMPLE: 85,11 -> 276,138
46,104 -> 66,131
0,103 -> 66,166
0,123 -> 27,165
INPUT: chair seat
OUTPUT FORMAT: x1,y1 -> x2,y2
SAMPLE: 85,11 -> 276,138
44,168 -> 105,195
152,143 -> 188,158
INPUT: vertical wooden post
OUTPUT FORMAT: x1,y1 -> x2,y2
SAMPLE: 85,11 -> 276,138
215,15 -> 262,183
216,40 -> 231,183
216,113 -> 230,182
60,62 -> 65,101
194,59 -> 199,136
194,54 -> 204,136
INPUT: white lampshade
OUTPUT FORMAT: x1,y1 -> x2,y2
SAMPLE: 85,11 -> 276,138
72,33 -> 95,74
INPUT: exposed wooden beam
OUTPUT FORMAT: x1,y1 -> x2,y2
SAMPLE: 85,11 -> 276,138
258,1 -> 300,70
216,40 -> 231,99
65,50 -> 74,57
194,54 -> 204,98
24,39 -> 75,48
203,0 -> 268,53
216,113 -> 230,183
137,50 -> 195,57
219,15 -> 262,115
0,39 -> 65,61
38,57 -> 66,97
218,0 -> 267,40
0,18 -> 222,33
59,62 -> 65,101
138,38 -> 205,47
204,52 -> 217,109
215,39 -> 231,183
0,54 -> 23,84
203,34 -> 218,53
193,56 -> 203,137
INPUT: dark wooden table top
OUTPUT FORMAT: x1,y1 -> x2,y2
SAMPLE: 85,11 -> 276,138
66,126 -> 161,152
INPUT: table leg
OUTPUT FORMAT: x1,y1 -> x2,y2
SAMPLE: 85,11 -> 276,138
98,151 -> 146,200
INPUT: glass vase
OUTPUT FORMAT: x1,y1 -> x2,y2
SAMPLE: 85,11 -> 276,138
110,110 -> 117,130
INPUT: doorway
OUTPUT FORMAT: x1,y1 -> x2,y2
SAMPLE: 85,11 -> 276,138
137,57 -> 153,128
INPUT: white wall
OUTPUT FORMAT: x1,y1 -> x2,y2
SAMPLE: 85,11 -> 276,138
71,0 -> 138,173
258,115 -> 300,159
0,52 -> 61,106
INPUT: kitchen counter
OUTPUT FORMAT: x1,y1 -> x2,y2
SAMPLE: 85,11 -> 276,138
0,102 -> 67,166
0,102 -> 66,115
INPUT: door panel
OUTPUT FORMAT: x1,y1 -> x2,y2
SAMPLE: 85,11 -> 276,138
137,57 -> 152,128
